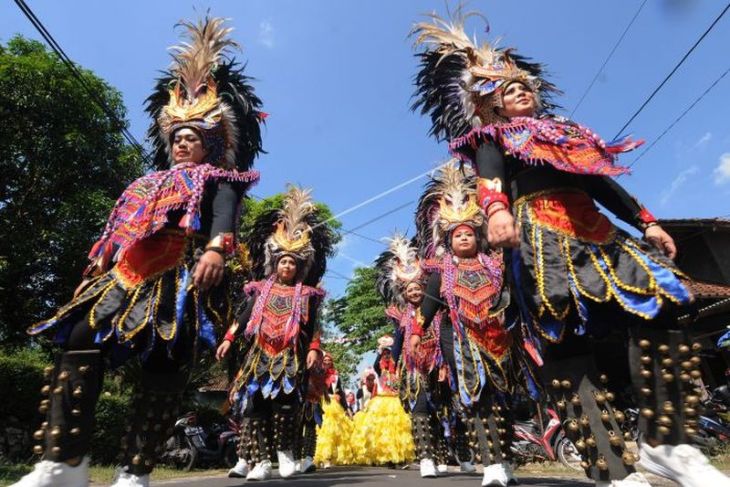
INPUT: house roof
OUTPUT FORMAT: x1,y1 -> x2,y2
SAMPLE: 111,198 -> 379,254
683,278 -> 730,299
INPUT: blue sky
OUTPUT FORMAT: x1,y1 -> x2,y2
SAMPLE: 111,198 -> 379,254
3,0 -> 730,303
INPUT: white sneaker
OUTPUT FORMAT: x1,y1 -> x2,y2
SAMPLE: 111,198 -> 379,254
299,456 -> 315,473
277,450 -> 297,478
246,460 -> 272,481
595,472 -> 652,487
481,462 -> 516,487
420,458 -> 437,478
110,468 -> 149,487
460,461 -> 477,473
437,463 -> 449,473
10,457 -> 89,487
501,462 -> 517,485
639,441 -> 730,487
228,457 -> 249,478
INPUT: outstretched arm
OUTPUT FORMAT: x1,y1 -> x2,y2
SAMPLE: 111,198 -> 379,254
584,176 -> 676,258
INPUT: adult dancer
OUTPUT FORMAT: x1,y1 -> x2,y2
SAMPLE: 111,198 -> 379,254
16,16 -> 263,487
410,163 -> 535,487
375,234 -> 448,477
412,10 -> 729,487
216,186 -> 335,480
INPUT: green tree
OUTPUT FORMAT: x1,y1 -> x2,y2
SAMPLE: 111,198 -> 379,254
319,298 -> 360,382
329,266 -> 391,356
239,193 -> 342,241
0,36 -> 145,344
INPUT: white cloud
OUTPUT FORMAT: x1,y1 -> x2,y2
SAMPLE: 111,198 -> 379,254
713,153 -> 730,186
660,165 -> 698,205
258,20 -> 275,48
694,132 -> 712,148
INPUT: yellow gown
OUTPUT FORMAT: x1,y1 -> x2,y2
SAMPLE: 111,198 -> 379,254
350,366 -> 414,465
314,395 -> 354,465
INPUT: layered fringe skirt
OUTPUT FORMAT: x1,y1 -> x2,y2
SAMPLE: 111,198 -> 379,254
28,231 -> 229,363
513,189 -> 692,342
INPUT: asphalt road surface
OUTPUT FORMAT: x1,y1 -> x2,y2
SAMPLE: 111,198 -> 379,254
122,466 -> 684,487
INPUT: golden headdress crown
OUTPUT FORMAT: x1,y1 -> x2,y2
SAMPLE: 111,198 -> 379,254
416,160 -> 485,258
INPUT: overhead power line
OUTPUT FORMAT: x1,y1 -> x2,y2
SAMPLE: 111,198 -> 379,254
570,0 -> 648,118
627,66 -> 730,170
613,2 -> 730,139
14,0 -> 151,164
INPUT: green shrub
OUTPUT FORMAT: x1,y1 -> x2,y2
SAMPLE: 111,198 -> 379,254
0,348 -> 49,424
90,393 -> 130,464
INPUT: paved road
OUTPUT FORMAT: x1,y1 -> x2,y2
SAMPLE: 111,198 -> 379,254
127,466 -> 681,487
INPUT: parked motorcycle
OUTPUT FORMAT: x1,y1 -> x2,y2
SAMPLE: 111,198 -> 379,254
160,411 -> 240,470
511,407 -> 582,471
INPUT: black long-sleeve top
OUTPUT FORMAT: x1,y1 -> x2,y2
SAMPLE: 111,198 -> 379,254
473,141 -> 651,230
166,181 -> 245,239
419,272 -> 445,333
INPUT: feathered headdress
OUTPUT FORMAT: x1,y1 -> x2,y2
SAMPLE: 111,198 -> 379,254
411,7 -> 560,140
245,185 -> 335,286
374,233 -> 425,306
416,160 -> 485,258
145,15 -> 265,170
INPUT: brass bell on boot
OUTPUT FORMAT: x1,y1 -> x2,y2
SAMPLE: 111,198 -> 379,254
640,355 -> 652,365
608,430 -> 622,447
580,460 -> 591,470
557,399 -> 566,410
575,438 -> 586,451
662,401 -> 675,415
662,372 -> 675,383
640,368 -> 652,379
661,357 -> 673,367
580,415 -> 590,427
596,456 -> 608,471
640,387 -> 652,397
600,410 -> 611,423
658,344 -> 669,354
567,419 -> 579,432
599,374 -> 609,384
614,410 -> 625,423
594,392 -> 607,405
33,445 -> 43,455
622,451 -> 637,466
586,435 -> 597,448
691,342 -> 702,352
551,379 -> 561,389
605,392 -> 615,402
561,379 -> 572,389
638,339 -> 651,350
657,415 -> 672,427
641,408 -> 655,419
571,394 -> 581,406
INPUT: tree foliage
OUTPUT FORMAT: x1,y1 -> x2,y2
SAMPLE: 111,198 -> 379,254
327,266 -> 390,357
0,36 -> 145,343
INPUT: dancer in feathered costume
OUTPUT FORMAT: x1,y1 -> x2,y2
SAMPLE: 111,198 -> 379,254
412,8 -> 729,487
313,352 -> 354,467
351,337 -> 415,466
375,234 -> 452,477
17,16 -> 263,487
216,185 -> 335,480
410,162 -> 538,486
